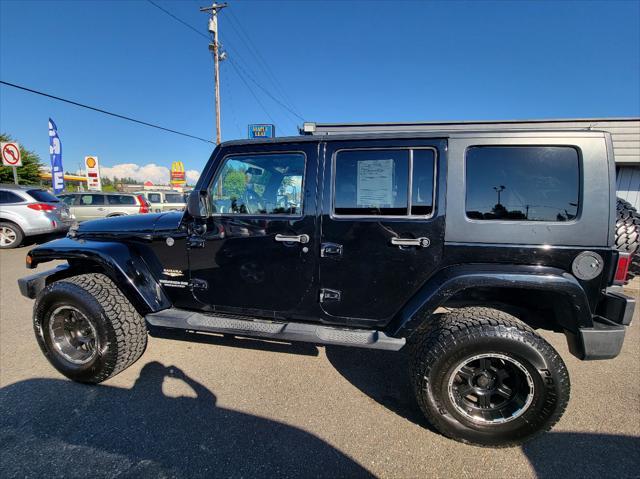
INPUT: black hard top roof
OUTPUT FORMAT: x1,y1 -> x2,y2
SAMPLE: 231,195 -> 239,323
219,129 -> 608,148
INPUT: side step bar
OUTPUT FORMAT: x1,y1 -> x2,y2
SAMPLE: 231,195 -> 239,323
145,308 -> 405,351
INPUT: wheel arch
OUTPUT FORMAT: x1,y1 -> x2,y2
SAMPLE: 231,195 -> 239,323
0,215 -> 26,231
390,264 -> 594,339
23,237 -> 171,315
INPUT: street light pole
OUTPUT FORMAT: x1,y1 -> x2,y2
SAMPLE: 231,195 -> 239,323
493,185 -> 506,205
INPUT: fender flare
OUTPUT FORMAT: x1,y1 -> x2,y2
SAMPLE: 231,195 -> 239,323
390,264 -> 594,338
24,237 -> 171,314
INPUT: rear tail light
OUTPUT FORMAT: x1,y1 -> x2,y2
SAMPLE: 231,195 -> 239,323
137,195 -> 149,214
613,252 -> 631,285
27,203 -> 56,212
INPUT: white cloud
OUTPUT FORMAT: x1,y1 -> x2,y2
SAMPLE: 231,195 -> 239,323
186,170 -> 200,183
97,163 -> 200,185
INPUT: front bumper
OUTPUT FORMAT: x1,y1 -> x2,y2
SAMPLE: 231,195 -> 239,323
18,265 -> 69,299
568,288 -> 635,360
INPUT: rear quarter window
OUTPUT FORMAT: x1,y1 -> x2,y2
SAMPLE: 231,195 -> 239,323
465,146 -> 580,222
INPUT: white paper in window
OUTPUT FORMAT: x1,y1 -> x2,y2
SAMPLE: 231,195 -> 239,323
357,159 -> 394,207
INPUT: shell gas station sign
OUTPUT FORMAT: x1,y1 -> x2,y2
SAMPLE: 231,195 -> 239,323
170,161 -> 186,187
85,156 -> 102,191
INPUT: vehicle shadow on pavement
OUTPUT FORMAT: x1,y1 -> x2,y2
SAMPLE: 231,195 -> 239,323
0,361 -> 372,478
523,432 -> 640,478
327,347 -> 640,477
325,346 -> 433,429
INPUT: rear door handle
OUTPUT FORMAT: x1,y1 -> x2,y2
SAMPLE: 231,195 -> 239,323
390,237 -> 430,248
275,234 -> 310,244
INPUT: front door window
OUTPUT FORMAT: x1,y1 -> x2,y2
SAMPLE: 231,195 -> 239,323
209,153 -> 305,216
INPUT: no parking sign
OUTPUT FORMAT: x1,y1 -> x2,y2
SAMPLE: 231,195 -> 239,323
1,142 -> 22,167
1,142 -> 22,184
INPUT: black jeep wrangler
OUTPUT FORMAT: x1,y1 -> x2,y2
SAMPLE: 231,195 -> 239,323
19,131 -> 638,447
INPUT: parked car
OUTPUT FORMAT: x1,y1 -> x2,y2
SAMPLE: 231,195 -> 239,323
19,130 -> 637,447
137,190 -> 187,213
0,184 -> 74,249
57,192 -> 149,221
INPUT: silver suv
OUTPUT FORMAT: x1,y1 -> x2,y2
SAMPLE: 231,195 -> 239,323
57,192 -> 149,221
0,184 -> 73,249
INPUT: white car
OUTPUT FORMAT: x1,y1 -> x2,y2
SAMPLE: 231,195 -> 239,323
0,184 -> 74,248
137,190 -> 186,213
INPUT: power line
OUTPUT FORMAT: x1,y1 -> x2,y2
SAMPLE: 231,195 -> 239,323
216,41 -> 299,130
146,0 -> 209,40
0,80 -> 215,144
223,8 -> 302,117
224,56 -> 277,126
228,56 -> 305,122
144,0 -> 305,125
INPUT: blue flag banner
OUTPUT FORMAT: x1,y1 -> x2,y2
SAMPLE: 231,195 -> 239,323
48,118 -> 64,194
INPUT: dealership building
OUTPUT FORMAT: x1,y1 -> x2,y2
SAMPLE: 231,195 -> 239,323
301,118 -> 640,209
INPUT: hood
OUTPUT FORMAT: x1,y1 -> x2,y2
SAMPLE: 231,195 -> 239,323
74,212 -> 183,238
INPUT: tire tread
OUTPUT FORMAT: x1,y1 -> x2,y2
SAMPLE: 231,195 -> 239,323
59,273 -> 146,382
410,307 -> 570,447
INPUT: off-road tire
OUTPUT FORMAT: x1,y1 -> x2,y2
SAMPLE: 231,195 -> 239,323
615,198 -> 640,280
34,273 -> 147,383
0,221 -> 24,249
410,307 -> 570,447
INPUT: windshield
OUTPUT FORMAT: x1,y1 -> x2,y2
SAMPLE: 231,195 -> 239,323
27,189 -> 60,203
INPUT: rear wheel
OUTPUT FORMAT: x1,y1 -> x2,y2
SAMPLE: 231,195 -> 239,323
410,307 -> 570,447
0,221 -> 24,249
33,273 -> 147,383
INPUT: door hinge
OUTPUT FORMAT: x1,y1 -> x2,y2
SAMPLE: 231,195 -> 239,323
319,288 -> 341,302
320,242 -> 343,258
190,278 -> 208,291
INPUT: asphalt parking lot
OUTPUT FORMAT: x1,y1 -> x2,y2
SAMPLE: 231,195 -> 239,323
1,244 -> 639,479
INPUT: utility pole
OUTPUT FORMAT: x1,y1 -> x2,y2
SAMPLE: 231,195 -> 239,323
200,2 -> 228,145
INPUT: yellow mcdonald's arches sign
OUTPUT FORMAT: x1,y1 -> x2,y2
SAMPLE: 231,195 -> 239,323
170,161 -> 186,186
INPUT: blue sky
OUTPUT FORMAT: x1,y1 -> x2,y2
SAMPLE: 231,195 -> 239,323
1,0 -> 639,183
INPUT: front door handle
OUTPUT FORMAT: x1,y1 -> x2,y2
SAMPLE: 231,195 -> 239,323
390,237 -> 430,248
275,234 -> 310,244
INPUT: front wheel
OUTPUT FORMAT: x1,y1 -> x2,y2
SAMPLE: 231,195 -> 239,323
410,307 -> 570,447
33,273 -> 147,383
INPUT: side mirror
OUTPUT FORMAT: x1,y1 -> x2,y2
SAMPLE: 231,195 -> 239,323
187,190 -> 209,218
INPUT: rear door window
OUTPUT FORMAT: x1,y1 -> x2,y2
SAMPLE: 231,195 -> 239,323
465,146 -> 580,222
333,148 -> 436,217
0,191 -> 24,204
107,195 -> 136,205
164,193 -> 185,203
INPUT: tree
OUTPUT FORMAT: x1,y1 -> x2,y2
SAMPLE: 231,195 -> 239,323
221,169 -> 246,199
0,133 -> 44,185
